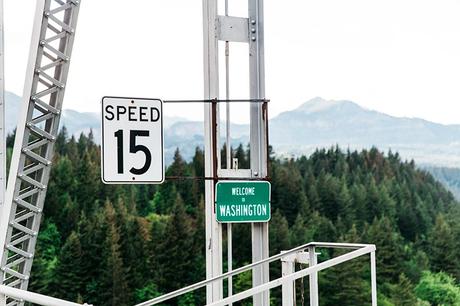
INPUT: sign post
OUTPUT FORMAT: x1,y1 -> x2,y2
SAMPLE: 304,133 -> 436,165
101,96 -> 164,184
216,181 -> 271,223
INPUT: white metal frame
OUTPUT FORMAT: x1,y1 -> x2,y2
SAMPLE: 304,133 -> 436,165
0,0 -> 5,211
0,1 -> 81,304
135,242 -> 378,306
202,0 -> 269,304
0,285 -> 91,306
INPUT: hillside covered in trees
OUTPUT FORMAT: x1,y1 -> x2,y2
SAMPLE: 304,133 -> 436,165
10,128 -> 460,306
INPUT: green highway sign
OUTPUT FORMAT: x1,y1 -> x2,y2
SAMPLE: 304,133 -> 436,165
215,181 -> 271,223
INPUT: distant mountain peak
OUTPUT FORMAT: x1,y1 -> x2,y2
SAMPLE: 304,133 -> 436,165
296,97 -> 364,114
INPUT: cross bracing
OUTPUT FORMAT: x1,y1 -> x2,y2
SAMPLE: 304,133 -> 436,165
0,0 -> 81,304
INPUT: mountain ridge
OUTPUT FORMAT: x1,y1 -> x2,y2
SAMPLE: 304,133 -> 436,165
4,93 -> 460,169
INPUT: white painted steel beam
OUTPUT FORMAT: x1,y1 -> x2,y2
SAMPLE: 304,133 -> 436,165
248,0 -> 270,305
0,1 -> 81,304
203,0 -> 223,303
0,285 -> 90,306
0,0 -> 5,211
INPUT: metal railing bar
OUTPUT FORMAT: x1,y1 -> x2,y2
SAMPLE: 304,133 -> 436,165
207,245 -> 376,306
0,285 -> 91,306
136,242 -> 374,306
163,99 -> 269,104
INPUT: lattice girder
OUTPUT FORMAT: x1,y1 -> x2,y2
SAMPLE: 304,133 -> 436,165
0,0 -> 81,304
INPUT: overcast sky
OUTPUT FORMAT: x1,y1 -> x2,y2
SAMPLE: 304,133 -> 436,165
4,0 -> 460,124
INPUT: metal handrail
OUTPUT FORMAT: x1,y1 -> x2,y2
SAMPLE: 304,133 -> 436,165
0,285 -> 92,306
135,242 -> 376,306
208,244 -> 376,306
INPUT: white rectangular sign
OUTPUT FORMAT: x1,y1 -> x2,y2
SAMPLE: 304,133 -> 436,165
101,96 -> 164,184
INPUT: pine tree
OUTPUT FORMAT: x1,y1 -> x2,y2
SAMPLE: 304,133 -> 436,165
428,214 -> 457,277
156,195 -> 196,293
271,161 -> 309,224
365,216 -> 405,284
234,144 -> 249,169
53,232 -> 83,301
167,149 -> 195,212
321,225 -> 369,306
76,150 -> 100,215
391,274 -> 417,306
29,222 -> 61,295
99,202 -> 129,306
269,210 -> 290,255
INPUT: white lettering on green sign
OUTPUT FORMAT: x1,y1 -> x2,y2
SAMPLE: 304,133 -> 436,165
219,204 -> 267,217
216,181 -> 271,223
231,187 -> 255,196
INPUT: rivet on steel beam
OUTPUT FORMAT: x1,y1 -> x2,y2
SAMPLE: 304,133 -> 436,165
65,56 -> 70,62
39,40 -> 46,46
44,11 -> 50,17
251,28 -> 256,33
251,19 -> 256,25
254,171 -> 259,177
251,36 -> 257,41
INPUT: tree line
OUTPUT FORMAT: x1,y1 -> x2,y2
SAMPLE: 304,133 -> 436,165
7,128 -> 458,305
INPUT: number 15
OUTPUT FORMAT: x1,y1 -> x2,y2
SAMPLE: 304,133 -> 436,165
114,130 -> 152,175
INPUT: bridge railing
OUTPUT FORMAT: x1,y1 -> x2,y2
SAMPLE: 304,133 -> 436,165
0,285 -> 92,306
135,242 -> 377,306
0,242 -> 377,306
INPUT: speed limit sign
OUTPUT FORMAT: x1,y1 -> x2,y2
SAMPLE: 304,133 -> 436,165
101,96 -> 164,184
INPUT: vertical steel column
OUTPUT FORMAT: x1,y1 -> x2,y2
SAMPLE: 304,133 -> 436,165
249,0 -> 269,305
224,1 -> 233,303
203,0 -> 223,303
0,1 -> 81,304
308,246 -> 319,306
281,256 -> 295,306
370,251 -> 377,306
0,0 -> 4,210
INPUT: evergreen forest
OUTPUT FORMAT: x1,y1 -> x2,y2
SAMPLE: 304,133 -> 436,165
8,128 -> 460,306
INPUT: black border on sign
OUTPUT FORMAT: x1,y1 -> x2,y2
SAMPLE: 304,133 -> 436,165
101,96 -> 165,184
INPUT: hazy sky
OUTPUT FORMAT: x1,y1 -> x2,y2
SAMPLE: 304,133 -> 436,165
4,0 -> 460,124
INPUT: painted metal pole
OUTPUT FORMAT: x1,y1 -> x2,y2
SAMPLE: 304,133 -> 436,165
370,251 -> 377,306
0,0 -> 46,288
249,0 -> 270,304
0,0 -> 5,212
281,255 -> 295,306
308,246 -> 319,306
203,0 -> 223,303
0,1 -> 81,304
224,1 -> 233,304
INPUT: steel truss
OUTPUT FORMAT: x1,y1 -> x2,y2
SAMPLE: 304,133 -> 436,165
0,0 -> 81,304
